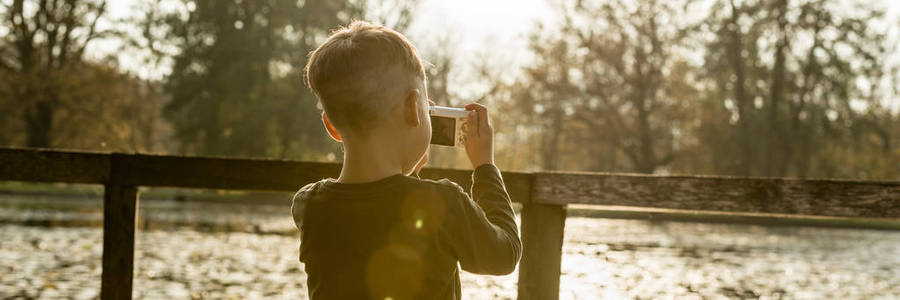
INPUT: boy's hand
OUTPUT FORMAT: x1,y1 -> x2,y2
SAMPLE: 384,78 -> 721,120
464,103 -> 494,169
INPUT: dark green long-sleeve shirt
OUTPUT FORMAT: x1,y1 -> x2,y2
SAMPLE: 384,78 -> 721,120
291,164 -> 521,299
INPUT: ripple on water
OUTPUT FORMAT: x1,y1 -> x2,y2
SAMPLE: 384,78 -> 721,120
1,197 -> 899,299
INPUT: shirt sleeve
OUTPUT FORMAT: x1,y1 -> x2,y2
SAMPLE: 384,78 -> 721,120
291,182 -> 319,233
445,164 -> 522,275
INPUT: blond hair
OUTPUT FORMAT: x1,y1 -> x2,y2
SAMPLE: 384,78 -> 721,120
305,21 -> 426,133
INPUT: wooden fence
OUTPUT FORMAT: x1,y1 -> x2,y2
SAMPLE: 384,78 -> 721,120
1,147 -> 898,300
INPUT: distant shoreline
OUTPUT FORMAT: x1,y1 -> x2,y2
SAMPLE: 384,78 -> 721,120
3,188 -> 899,231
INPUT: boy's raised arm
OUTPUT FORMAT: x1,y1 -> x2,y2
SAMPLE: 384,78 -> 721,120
445,103 -> 522,275
450,164 -> 522,275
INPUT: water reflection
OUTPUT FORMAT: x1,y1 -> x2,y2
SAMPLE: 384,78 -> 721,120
1,193 -> 898,299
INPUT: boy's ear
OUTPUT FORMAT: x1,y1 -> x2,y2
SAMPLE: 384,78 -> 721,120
321,112 -> 342,142
403,89 -> 422,127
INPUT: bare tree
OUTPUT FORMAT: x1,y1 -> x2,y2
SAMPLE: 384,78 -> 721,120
511,0 -> 694,173
0,0 -> 111,147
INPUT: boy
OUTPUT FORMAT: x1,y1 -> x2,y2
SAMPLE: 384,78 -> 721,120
292,21 -> 522,299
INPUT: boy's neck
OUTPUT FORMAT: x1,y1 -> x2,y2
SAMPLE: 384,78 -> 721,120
337,136 -> 406,183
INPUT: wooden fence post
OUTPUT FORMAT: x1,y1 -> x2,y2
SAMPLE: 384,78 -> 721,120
101,184 -> 138,300
517,203 -> 567,300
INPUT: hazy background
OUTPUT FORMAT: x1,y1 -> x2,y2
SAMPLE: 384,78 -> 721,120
2,0 -> 899,179
2,1 -> 900,299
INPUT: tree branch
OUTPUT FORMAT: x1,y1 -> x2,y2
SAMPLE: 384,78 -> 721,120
73,0 -> 107,61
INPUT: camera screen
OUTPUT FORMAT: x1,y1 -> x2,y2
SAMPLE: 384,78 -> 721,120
430,115 -> 456,146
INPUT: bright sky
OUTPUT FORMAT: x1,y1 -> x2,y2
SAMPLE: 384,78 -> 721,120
409,0 -> 554,60
93,0 -> 899,74
91,0 -> 558,80
88,0 -> 898,110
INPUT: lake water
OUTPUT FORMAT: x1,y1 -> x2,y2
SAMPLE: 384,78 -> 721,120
1,193 -> 898,299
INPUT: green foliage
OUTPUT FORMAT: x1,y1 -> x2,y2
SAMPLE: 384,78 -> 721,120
505,0 -> 696,173
0,0 -> 168,152
489,0 -> 899,180
1,0 -> 896,181
138,0 -> 417,160
683,0 -> 895,178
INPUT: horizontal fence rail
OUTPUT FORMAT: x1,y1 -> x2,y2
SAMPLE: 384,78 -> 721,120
0,147 -> 531,203
1,147 -> 899,300
534,172 -> 900,218
3,147 -> 898,217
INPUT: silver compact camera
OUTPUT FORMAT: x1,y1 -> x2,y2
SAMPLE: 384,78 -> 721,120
429,106 -> 469,147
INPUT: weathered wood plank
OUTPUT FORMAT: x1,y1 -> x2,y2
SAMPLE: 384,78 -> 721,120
111,153 -> 342,191
533,173 -> 900,218
0,147 -> 109,184
568,205 -> 900,230
3,148 -> 899,218
517,203 -> 566,300
498,172 -> 534,205
111,152 -> 533,200
101,184 -> 138,300
0,148 -> 532,199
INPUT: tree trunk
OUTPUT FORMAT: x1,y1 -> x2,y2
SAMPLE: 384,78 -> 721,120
25,100 -> 54,148
727,0 -> 753,176
541,109 -> 563,170
767,0 -> 789,177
